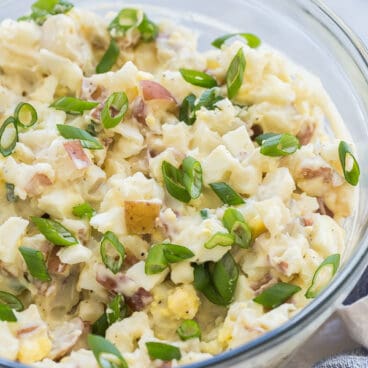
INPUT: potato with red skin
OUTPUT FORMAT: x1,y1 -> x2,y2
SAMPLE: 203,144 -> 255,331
124,200 -> 161,234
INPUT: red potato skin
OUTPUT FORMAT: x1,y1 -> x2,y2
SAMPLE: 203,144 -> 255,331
140,80 -> 177,103
63,141 -> 90,170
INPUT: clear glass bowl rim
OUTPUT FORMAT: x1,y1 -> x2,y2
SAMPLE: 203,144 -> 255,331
0,1 -> 366,368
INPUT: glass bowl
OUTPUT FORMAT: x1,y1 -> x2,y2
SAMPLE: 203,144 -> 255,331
0,0 -> 367,367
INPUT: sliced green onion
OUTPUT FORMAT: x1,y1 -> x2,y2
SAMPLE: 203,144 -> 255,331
231,221 -> 252,249
253,282 -> 301,309
209,182 -> 245,205
50,97 -> 99,115
200,209 -> 209,219
106,295 -> 127,325
57,124 -> 103,150
193,253 -> 239,306
254,132 -> 279,146
338,141 -> 360,186
19,0 -> 74,25
86,121 -> 100,137
179,93 -> 196,125
211,252 -> 239,304
145,244 -> 167,275
179,69 -> 218,88
260,133 -> 300,157
96,39 -> 120,74
177,320 -> 201,341
109,8 -> 143,36
226,48 -> 246,100
196,88 -> 224,111
145,243 -> 193,274
162,161 -> 191,203
31,217 -> 78,247
19,246 -> 51,282
14,102 -> 38,128
305,254 -> 340,299
0,291 -> 24,311
91,313 -> 109,337
88,334 -> 128,368
212,33 -> 261,49
5,183 -> 18,203
92,295 -> 127,337
0,117 -> 18,157
101,92 -> 129,129
100,231 -> 125,274
0,304 -> 17,322
137,14 -> 159,42
182,156 -> 203,199
204,232 -> 234,249
223,208 -> 252,249
72,203 -> 96,220
146,342 -> 181,361
162,244 -> 194,263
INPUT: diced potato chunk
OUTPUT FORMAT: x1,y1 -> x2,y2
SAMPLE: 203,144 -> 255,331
124,200 -> 161,234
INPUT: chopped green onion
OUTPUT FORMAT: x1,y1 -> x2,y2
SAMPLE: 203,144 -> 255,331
31,217 -> 78,247
96,39 -> 120,74
196,88 -> 224,111
162,244 -> 194,263
91,313 -> 109,337
182,156 -> 203,199
146,342 -> 181,361
200,209 -> 209,219
50,97 -> 99,115
57,124 -> 103,150
100,231 -> 125,274
204,232 -> 234,249
231,221 -> 252,249
14,102 -> 38,128
18,0 -> 74,25
177,320 -> 201,341
88,334 -> 128,368
86,121 -> 100,137
72,203 -> 96,220
193,263 -> 211,291
0,117 -> 18,157
222,208 -> 252,249
209,182 -> 245,205
0,291 -> 24,311
212,33 -> 261,49
106,295 -> 127,325
193,253 -> 239,306
226,48 -> 246,100
145,244 -> 194,274
137,14 -> 159,42
305,254 -> 340,299
145,244 -> 167,275
162,161 -> 191,203
101,92 -> 129,129
179,93 -> 196,126
179,69 -> 218,88
253,282 -> 301,309
211,252 -> 239,304
92,296 -> 127,337
5,183 -> 18,203
109,8 -> 144,36
19,246 -> 51,282
259,133 -> 300,157
254,132 -> 279,146
0,304 -> 17,322
338,141 -> 360,186
109,8 -> 158,43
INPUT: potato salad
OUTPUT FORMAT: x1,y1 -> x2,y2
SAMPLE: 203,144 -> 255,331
0,1 -> 360,367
